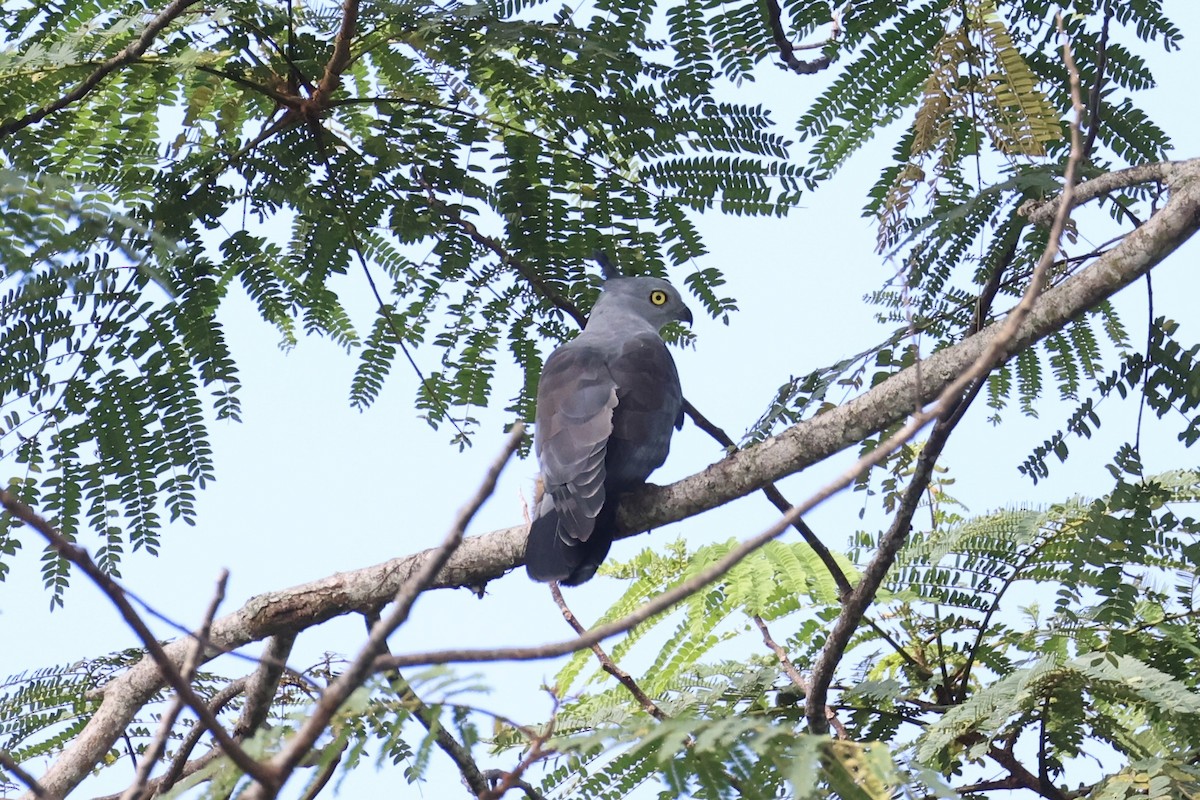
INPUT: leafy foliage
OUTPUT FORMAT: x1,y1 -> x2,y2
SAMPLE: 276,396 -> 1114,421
513,469 -> 1200,798
0,0 -> 796,592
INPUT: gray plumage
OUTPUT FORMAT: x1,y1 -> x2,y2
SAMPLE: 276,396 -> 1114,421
525,276 -> 692,585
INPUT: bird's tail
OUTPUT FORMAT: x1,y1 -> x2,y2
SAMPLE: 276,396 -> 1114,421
524,507 -> 614,586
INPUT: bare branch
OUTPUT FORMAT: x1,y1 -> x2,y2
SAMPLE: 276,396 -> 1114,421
417,180 -> 587,327
242,424 -> 525,799
121,571 -> 230,800
479,724 -> 553,800
235,634 -> 301,739
682,400 -> 853,598
752,616 -> 846,739
294,740 -> 347,800
308,0 -> 360,109
1082,11 -> 1112,163
0,751 -> 48,799
0,491 -> 274,787
986,746 -> 1069,800
156,677 -> 250,796
550,583 -> 667,721
368,610 -> 492,796
24,156 -> 1200,799
764,0 -> 835,75
0,0 -> 204,138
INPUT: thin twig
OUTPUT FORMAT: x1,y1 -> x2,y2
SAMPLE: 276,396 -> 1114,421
367,611 -> 493,796
752,616 -> 847,739
416,180 -> 586,326
121,571 -> 230,800
550,583 -> 667,721
242,425 -> 525,799
0,0 -> 204,138
0,489 -> 273,786
0,751 -> 48,798
295,740 -> 347,800
1082,11 -> 1112,163
681,400 -> 854,599
156,677 -> 251,796
479,721 -> 554,800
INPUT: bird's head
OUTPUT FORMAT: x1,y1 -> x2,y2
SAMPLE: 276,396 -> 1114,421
592,276 -> 694,331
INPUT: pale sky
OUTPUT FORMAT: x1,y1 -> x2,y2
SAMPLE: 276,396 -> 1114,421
4,3 -> 1200,797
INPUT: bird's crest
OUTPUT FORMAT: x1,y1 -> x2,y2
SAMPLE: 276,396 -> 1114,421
593,251 -> 623,280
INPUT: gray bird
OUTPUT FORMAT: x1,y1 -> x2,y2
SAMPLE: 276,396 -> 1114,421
525,276 -> 692,585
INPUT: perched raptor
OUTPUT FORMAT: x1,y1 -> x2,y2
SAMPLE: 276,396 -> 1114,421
525,276 -> 692,585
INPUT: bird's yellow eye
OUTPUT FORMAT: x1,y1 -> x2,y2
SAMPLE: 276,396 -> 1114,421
649,289 -> 668,306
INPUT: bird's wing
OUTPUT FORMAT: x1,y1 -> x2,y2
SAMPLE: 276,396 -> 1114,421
534,341 -> 619,544
603,330 -> 684,486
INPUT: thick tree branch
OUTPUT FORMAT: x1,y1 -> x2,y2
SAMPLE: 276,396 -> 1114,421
308,0 -> 359,110
987,746 -> 1069,800
21,157 -> 1200,800
1020,161 -> 1178,227
0,0 -> 203,138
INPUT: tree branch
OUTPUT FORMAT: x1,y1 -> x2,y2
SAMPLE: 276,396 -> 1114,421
753,616 -> 846,739
0,492 -> 273,787
240,424 -> 525,799
1020,161 -> 1178,227
368,610 -> 494,797
0,0 -> 204,138
121,571 -> 229,800
308,0 -> 360,110
0,751 -> 47,799
234,634 -> 300,738
550,583 -> 666,721
156,677 -> 250,797
1082,11 -> 1112,164
764,0 -> 836,74
804,15 -> 1090,734
21,156 -> 1200,800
